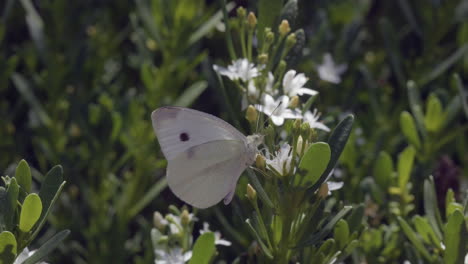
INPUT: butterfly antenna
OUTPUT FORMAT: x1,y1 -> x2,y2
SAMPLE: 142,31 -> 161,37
261,100 -> 283,129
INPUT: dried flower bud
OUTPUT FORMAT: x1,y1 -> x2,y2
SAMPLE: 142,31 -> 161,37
237,7 -> 246,18
255,154 -> 266,171
279,20 -> 291,36
288,96 -> 299,108
247,12 -> 257,29
318,183 -> 329,198
246,105 -> 258,123
246,183 -> 257,202
258,53 -> 268,64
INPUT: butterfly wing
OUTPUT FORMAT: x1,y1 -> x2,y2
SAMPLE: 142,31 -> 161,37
152,107 -> 247,160
166,139 -> 248,208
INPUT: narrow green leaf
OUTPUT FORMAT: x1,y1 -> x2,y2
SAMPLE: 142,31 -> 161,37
413,216 -> 441,249
443,210 -> 467,264
22,230 -> 70,264
19,194 -> 42,232
5,179 -> 19,231
373,151 -> 394,190
297,142 -> 331,187
298,206 -> 352,247
245,219 -> 273,259
38,165 -> 63,221
424,94 -> 444,132
400,111 -> 421,148
247,169 -> 274,209
128,178 -> 167,219
0,188 -> 8,231
452,73 -> 468,119
419,44 -> 468,86
397,146 -> 415,190
397,217 -> 433,262
0,231 -> 16,264
308,115 -> 354,193
279,0 -> 298,27
174,81 -> 208,107
18,0 -> 46,55
346,204 -> 364,234
379,18 -> 405,88
333,219 -> 349,249
189,232 -> 216,264
423,178 -> 443,241
407,81 -> 427,138
188,3 -> 235,45
15,160 -> 31,193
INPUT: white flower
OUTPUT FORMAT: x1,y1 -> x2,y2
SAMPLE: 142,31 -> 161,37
155,248 -> 192,264
303,109 -> 330,132
199,223 -> 231,246
255,95 -> 302,126
326,181 -> 344,195
317,53 -> 347,84
242,72 -> 275,109
213,58 -> 260,82
282,70 -> 318,97
14,248 -> 48,264
266,143 -> 293,176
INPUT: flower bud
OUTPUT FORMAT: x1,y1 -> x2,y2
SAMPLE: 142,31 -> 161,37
318,182 -> 329,198
288,95 -> 299,108
279,20 -> 291,36
293,119 -> 302,131
153,212 -> 166,230
276,60 -> 287,79
296,135 -> 304,155
237,7 -> 246,18
246,105 -> 258,123
180,209 -> 190,226
301,122 -> 310,135
258,53 -> 268,64
285,33 -> 297,49
246,183 -> 257,202
247,12 -> 257,29
255,154 -> 266,171
265,28 -> 274,44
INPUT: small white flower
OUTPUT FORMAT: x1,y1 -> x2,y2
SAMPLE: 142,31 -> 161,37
303,109 -> 330,132
255,95 -> 302,126
317,53 -> 347,84
242,72 -> 275,109
266,143 -> 293,176
282,70 -> 318,97
199,223 -> 231,246
213,58 -> 260,82
326,181 -> 344,195
14,248 -> 48,264
155,248 -> 192,264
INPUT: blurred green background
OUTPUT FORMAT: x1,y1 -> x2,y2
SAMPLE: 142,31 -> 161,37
1,0 -> 467,263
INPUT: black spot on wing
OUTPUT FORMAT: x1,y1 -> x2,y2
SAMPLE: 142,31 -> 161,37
180,132 -> 190,142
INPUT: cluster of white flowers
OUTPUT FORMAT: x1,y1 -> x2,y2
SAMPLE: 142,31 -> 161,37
213,57 -> 343,128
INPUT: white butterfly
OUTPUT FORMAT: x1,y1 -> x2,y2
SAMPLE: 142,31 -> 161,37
151,106 -> 263,209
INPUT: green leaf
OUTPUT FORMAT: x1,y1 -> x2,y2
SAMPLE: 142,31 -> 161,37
419,44 -> 468,86
298,206 -> 352,247
297,142 -> 331,187
257,0 -> 284,46
308,115 -> 354,193
412,216 -> 441,249
0,188 -> 8,231
443,210 -> 467,264
424,94 -> 444,132
400,111 -> 421,148
423,178 -> 443,241
407,81 -> 427,138
397,146 -> 415,190
397,217 -> 433,262
245,219 -> 273,259
188,3 -> 235,45
5,179 -> 19,231
22,230 -> 70,264
19,194 -> 42,232
452,73 -> 468,119
189,232 -> 216,264
0,231 -> 16,264
279,0 -> 298,27
173,81 -> 208,107
373,151 -> 394,190
346,204 -> 364,234
333,219 -> 349,249
15,160 -> 31,194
